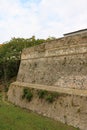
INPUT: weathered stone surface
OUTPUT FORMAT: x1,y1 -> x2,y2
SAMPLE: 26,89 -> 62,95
8,31 -> 87,130
17,32 -> 87,89
8,82 -> 87,130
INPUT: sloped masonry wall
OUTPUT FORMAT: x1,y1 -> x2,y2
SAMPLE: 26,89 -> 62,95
8,31 -> 87,130
8,82 -> 87,130
17,32 -> 87,89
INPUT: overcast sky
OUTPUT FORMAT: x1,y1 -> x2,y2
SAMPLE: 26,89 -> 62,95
0,0 -> 87,43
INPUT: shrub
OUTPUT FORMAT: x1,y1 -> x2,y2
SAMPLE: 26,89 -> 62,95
37,90 -> 59,103
45,94 -> 54,103
22,88 -> 33,102
45,92 -> 59,103
37,90 -> 48,99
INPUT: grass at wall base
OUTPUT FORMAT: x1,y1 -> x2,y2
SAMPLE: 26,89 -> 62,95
0,92 -> 80,130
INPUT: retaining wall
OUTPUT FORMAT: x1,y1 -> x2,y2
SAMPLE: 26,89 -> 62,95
8,31 -> 87,130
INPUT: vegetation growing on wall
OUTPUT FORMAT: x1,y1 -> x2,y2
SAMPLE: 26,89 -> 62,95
37,90 -> 48,99
0,92 -> 79,130
21,88 -> 65,103
37,89 -> 67,103
22,88 -> 33,102
37,90 -> 59,103
21,89 -> 60,103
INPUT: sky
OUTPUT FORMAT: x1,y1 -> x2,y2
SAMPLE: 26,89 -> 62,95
0,0 -> 87,43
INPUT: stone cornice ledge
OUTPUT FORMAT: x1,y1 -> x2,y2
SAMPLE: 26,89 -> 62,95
11,81 -> 87,97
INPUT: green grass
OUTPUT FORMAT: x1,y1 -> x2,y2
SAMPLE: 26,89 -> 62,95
0,93 -> 79,130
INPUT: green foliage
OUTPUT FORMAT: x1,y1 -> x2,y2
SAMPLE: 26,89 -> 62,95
22,88 -> 61,103
45,94 -> 54,103
38,90 -> 48,99
0,36 -> 45,88
37,90 -> 59,103
45,92 -> 59,103
0,94 -> 78,130
22,88 -> 33,102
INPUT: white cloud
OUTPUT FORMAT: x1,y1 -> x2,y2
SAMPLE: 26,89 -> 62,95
37,0 -> 87,36
0,0 -> 87,43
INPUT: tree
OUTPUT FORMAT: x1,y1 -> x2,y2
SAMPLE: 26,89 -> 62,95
0,37 -> 45,88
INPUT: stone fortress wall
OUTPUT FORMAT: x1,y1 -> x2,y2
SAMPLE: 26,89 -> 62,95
17,30 -> 87,89
8,29 -> 87,130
